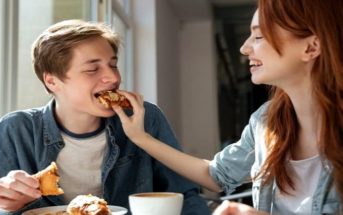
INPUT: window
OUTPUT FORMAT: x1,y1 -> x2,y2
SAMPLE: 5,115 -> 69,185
16,0 -> 92,110
0,0 -> 19,116
0,0 -> 5,115
0,0 -> 133,116
105,0 -> 133,90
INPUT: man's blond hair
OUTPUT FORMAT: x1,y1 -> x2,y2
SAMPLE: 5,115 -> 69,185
32,19 -> 120,93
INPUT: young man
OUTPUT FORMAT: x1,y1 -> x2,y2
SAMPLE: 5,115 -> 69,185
0,20 -> 210,215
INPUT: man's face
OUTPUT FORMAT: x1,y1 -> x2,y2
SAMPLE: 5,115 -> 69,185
52,36 -> 121,118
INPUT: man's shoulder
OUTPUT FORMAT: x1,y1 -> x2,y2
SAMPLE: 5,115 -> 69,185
143,101 -> 160,113
0,107 -> 44,127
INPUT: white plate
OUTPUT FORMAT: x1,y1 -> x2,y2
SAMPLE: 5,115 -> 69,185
22,205 -> 128,215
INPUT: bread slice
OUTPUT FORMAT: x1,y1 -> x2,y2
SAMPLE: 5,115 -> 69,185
34,162 -> 64,196
95,90 -> 132,109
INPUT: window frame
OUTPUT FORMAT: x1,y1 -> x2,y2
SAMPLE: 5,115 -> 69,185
0,0 -> 134,116
0,0 -> 19,116
103,0 -> 134,90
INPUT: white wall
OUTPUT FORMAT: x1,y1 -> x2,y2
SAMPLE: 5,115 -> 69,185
155,0 -> 182,137
133,0 -> 219,159
132,0 -> 157,104
179,21 -> 219,159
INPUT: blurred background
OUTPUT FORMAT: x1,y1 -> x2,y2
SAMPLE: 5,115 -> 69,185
0,0 -> 268,201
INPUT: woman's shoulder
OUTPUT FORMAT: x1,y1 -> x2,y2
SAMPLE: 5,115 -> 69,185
249,101 -> 270,124
254,101 -> 270,115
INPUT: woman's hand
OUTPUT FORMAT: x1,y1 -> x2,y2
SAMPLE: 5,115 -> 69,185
112,90 -> 148,143
213,201 -> 269,215
0,170 -> 41,211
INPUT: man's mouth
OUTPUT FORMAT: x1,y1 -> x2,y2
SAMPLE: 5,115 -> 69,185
94,89 -> 116,98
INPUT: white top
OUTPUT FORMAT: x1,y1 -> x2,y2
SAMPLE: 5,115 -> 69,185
273,155 -> 322,215
57,130 -> 107,202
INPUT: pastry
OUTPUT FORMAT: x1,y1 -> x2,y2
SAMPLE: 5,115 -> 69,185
34,162 -> 64,196
95,90 -> 132,109
67,194 -> 111,215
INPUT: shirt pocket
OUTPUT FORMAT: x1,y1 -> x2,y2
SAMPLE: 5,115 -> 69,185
321,199 -> 340,215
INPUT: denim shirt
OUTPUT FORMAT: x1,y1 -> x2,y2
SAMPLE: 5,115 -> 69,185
209,102 -> 341,214
0,100 -> 210,215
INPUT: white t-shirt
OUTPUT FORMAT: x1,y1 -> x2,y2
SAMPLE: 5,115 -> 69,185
57,130 -> 107,203
273,155 -> 322,215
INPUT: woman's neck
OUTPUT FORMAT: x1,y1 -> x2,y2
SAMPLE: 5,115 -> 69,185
285,86 -> 321,160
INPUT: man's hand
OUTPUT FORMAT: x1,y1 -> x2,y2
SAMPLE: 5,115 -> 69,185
0,170 -> 41,211
213,201 -> 269,215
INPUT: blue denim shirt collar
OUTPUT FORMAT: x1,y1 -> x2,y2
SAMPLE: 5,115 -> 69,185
42,100 -> 63,146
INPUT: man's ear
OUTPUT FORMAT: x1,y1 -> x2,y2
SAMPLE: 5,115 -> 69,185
43,72 -> 60,92
302,35 -> 321,62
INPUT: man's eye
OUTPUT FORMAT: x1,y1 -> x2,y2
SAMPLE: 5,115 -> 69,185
110,65 -> 118,70
86,68 -> 98,73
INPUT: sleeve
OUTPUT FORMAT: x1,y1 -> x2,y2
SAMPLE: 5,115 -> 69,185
0,112 -> 38,177
144,103 -> 211,215
0,113 -> 21,177
0,113 -> 54,214
209,103 -> 268,195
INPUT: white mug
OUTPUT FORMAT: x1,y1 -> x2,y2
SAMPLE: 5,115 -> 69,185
129,192 -> 184,215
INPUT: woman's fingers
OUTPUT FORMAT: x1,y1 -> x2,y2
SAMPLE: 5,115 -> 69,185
112,105 -> 129,124
213,201 -> 269,215
116,90 -> 144,112
112,90 -> 146,142
213,200 -> 232,215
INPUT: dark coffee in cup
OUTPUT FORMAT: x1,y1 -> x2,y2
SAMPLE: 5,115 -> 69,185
132,193 -> 177,198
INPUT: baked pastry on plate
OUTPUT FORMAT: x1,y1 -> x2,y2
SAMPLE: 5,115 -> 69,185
67,194 -> 111,215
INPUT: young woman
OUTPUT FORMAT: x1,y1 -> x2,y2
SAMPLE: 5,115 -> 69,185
113,0 -> 343,214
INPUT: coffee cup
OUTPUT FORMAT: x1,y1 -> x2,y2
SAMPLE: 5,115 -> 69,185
129,192 -> 183,215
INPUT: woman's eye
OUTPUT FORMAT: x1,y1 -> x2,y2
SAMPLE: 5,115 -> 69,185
255,36 -> 263,41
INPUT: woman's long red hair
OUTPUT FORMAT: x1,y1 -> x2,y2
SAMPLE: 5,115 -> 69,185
257,0 -> 343,199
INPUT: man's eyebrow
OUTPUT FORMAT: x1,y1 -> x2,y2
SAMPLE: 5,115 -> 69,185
83,56 -> 118,64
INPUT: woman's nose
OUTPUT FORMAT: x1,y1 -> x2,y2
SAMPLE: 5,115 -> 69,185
240,38 -> 252,56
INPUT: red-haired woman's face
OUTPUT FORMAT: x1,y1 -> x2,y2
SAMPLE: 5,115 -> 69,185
240,11 -> 314,90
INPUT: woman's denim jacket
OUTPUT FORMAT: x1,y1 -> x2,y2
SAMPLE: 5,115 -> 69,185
0,100 -> 210,215
209,102 -> 341,214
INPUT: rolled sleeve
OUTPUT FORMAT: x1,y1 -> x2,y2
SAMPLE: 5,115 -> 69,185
209,103 -> 268,194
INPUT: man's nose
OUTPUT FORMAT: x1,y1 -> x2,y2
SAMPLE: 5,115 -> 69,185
101,67 -> 120,83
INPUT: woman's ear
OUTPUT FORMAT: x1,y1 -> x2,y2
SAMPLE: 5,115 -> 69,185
43,72 -> 60,93
302,35 -> 321,62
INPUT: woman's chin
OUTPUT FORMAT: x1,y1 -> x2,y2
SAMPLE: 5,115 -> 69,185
251,77 -> 263,85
